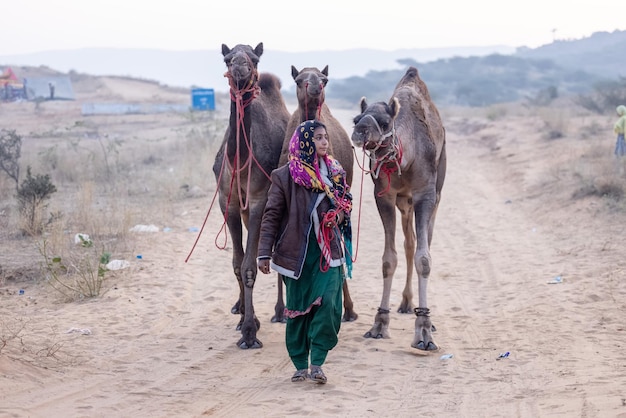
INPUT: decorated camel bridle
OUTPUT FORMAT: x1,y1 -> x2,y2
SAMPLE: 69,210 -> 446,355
355,114 -> 403,196
185,56 -> 268,259
303,78 -> 324,120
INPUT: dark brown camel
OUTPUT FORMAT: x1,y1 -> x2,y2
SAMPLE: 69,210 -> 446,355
212,43 -> 290,349
350,66 -> 446,351
270,65 -> 357,323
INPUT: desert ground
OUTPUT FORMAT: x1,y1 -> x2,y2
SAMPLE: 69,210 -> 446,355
1,72 -> 625,418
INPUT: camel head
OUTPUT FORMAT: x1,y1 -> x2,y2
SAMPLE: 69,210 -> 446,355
292,65 -> 328,119
351,96 -> 400,150
222,43 -> 263,88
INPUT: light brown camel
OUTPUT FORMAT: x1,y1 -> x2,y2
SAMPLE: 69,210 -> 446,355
212,42 -> 290,349
271,65 -> 357,323
350,66 -> 446,351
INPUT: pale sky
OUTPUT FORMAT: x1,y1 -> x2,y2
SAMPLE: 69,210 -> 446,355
1,0 -> 624,56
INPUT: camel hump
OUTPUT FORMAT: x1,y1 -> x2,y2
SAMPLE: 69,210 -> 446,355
397,66 -> 433,101
394,66 -> 444,150
258,73 -> 282,92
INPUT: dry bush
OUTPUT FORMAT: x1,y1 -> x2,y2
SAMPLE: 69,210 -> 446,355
0,317 -> 81,368
535,107 -> 569,140
568,125 -> 626,205
2,106 -> 225,301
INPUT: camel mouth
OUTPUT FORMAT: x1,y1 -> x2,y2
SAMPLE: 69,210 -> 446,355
230,70 -> 252,82
364,141 -> 378,150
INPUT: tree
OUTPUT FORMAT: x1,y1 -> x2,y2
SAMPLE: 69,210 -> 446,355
0,129 -> 21,190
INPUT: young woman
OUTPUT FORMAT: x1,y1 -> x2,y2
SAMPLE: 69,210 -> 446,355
257,120 -> 352,384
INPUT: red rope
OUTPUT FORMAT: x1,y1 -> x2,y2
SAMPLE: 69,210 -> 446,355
303,81 -> 323,120
184,67 -> 263,261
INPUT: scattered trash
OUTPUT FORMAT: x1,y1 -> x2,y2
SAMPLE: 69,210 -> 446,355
162,227 -> 172,232
440,354 -> 454,360
136,254 -> 143,260
496,351 -> 510,360
18,289 -> 24,295
188,227 -> 199,232
547,276 -> 563,284
106,259 -> 131,270
129,224 -> 160,233
74,233 -> 91,245
66,327 -> 92,335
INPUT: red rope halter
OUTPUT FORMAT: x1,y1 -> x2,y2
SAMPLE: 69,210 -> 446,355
185,66 -> 269,261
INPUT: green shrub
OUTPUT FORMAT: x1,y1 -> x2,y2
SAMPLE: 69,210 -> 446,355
16,167 -> 57,235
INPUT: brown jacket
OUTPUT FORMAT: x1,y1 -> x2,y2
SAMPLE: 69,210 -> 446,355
258,164 -> 349,279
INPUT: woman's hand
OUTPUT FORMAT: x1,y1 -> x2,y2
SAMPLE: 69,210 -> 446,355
258,258 -> 271,274
324,211 -> 344,228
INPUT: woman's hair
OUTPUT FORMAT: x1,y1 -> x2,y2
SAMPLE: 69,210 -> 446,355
311,120 -> 327,131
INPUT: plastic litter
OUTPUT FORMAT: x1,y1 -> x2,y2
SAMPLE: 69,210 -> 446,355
129,224 -> 160,233
496,351 -> 510,360
440,354 -> 454,360
106,259 -> 131,270
136,254 -> 143,260
18,289 -> 24,295
188,227 -> 199,232
74,233 -> 91,245
547,276 -> 563,284
66,327 -> 92,335
162,227 -> 172,232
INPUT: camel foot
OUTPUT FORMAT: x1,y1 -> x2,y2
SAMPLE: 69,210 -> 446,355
271,314 -> 286,324
231,300 -> 241,315
237,338 -> 263,349
397,300 -> 414,314
363,331 -> 385,339
411,340 -> 438,351
342,310 -> 358,322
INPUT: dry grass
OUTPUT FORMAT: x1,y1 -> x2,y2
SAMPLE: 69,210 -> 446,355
0,89 -> 226,298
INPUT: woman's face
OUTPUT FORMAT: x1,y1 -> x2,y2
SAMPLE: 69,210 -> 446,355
313,126 -> 329,158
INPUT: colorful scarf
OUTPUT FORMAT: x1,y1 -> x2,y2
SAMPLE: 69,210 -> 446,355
288,120 -> 353,277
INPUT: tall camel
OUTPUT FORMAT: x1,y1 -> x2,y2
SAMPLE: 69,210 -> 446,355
350,66 -> 446,351
212,43 -> 290,349
271,65 -> 357,323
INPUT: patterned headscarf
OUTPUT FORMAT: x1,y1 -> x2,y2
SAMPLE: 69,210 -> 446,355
288,120 -> 351,210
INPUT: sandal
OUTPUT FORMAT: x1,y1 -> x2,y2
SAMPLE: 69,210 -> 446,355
291,369 -> 309,382
310,365 -> 327,384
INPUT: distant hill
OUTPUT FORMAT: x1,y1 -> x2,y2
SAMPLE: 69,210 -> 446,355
330,30 -> 626,106
516,30 -> 626,79
2,30 -> 625,107
0,45 -> 515,94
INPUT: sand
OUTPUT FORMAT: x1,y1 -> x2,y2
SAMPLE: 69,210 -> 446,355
1,75 -> 625,418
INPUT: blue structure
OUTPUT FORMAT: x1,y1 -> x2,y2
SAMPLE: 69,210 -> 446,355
191,88 -> 215,111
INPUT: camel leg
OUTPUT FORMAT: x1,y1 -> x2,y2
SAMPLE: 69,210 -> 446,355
236,204 -> 265,349
397,196 -> 415,313
221,199 -> 245,316
342,281 -> 358,322
411,192 -> 438,351
364,190 -> 397,339
272,275 -> 285,323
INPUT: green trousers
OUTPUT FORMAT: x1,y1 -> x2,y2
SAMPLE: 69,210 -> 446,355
284,233 -> 343,370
